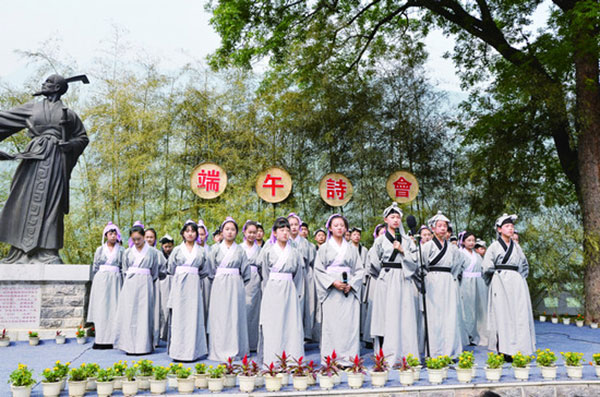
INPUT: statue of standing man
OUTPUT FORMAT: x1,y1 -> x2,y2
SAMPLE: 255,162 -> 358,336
0,74 -> 89,264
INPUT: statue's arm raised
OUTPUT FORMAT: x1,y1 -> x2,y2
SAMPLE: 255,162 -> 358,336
0,102 -> 35,143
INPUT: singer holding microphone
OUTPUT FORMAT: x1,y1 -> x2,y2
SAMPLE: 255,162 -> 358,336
314,214 -> 364,366
368,202 -> 420,365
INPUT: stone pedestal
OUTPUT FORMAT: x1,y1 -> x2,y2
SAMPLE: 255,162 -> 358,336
0,264 -> 91,340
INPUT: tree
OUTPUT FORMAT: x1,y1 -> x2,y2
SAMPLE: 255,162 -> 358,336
207,0 -> 600,321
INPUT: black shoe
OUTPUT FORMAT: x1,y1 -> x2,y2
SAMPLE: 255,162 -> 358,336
502,353 -> 513,363
92,343 -> 113,350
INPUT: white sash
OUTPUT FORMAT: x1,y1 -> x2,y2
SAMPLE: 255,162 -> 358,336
461,248 -> 481,278
103,243 -> 119,266
218,242 -> 238,268
272,242 -> 290,273
243,241 -> 259,260
131,243 -> 149,268
181,242 -> 199,266
329,239 -> 349,268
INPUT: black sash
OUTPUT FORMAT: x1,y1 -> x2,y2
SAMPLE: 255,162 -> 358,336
382,262 -> 402,269
429,237 -> 448,268
498,238 -> 514,265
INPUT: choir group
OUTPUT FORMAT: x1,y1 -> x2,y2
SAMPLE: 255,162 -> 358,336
87,203 -> 536,365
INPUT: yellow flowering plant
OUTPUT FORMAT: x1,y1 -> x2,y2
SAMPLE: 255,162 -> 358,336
591,353 -> 600,366
176,367 -> 193,379
113,361 -> 127,376
54,361 -> 70,378
425,357 -> 445,370
124,365 -> 138,381
457,351 -> 475,369
138,359 -> 154,376
511,352 -> 534,368
41,367 -> 61,383
82,363 -> 100,378
9,364 -> 36,387
195,363 -> 207,374
208,364 -> 226,379
405,353 -> 421,367
561,351 -> 584,367
97,368 -> 115,383
536,349 -> 557,367
153,366 -> 169,381
486,352 -> 505,369
168,363 -> 180,375
68,367 -> 87,382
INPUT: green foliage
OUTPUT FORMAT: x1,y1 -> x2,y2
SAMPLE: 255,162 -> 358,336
68,367 -> 87,382
9,364 -> 35,387
486,352 -> 505,369
152,366 -> 169,381
97,368 -> 115,382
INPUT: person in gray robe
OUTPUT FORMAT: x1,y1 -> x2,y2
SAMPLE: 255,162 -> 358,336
114,224 -> 165,354
482,214 -> 536,357
287,213 -> 315,340
167,220 -> 209,361
242,220 -> 263,352
143,228 -> 168,348
87,222 -> 124,349
0,74 -> 89,264
369,204 -> 420,364
256,217 -> 305,365
207,217 -> 251,361
349,227 -> 371,344
197,220 -> 213,325
458,231 -> 489,346
315,214 -> 364,365
420,211 -> 467,357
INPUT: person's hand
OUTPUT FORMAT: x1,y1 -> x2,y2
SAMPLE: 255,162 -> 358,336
393,240 -> 404,254
343,284 -> 351,294
332,280 -> 347,291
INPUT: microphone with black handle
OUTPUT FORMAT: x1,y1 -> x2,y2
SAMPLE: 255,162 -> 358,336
342,271 -> 349,297
406,215 -> 418,236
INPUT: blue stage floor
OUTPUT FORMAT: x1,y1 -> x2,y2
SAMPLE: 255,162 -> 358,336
2,321 -> 599,396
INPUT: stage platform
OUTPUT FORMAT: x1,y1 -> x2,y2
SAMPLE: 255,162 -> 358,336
1,320 -> 599,396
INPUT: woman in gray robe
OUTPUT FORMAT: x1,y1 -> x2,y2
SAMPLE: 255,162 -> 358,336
256,217 -> 305,365
458,231 -> 489,346
167,220 -> 209,361
482,214 -> 536,357
421,211 -> 467,358
315,214 -> 364,365
207,217 -> 251,361
197,220 -> 212,324
114,224 -> 164,354
369,204 -> 420,364
87,222 -> 124,348
242,220 -> 262,352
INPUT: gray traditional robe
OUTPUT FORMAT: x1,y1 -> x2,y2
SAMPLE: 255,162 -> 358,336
167,242 -> 209,361
242,241 -> 262,351
256,241 -> 305,365
315,239 -> 364,365
482,239 -> 536,355
369,231 -> 420,364
459,248 -> 489,346
207,242 -> 251,361
87,243 -> 124,344
200,243 -> 213,324
152,247 -> 168,346
421,237 -> 467,357
0,99 -> 88,256
355,243 -> 373,343
290,234 -> 315,338
114,243 -> 163,354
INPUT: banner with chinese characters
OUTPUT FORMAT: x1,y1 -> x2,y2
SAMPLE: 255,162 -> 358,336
386,171 -> 419,203
319,173 -> 353,207
190,162 -> 228,199
255,166 -> 293,203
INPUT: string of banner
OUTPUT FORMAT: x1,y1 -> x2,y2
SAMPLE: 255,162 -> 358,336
190,162 -> 419,206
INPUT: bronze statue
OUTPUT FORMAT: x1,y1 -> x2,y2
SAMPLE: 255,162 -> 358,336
0,74 -> 89,264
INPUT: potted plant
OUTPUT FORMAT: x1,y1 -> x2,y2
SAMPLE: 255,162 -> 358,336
222,356 -> 238,388
575,314 -> 585,327
27,331 -> 39,346
252,360 -> 264,387
562,314 -> 571,325
512,351 -> 534,381
439,355 -> 452,379
96,368 -> 115,397
55,330 -> 66,345
238,354 -> 257,393
54,361 -> 70,391
68,366 -> 88,397
207,364 -> 226,393
112,361 -> 127,390
536,349 -> 557,380
9,364 -> 36,397
166,363 -> 178,388
289,356 -> 309,391
484,352 -> 504,381
591,353 -> 600,377
551,312 -> 558,324
306,360 -> 317,386
275,351 -> 290,386
262,362 -> 282,392
176,366 -> 194,393
456,351 -> 474,383
406,353 -> 422,380
561,351 -> 584,379
194,363 -> 208,389
137,359 -> 154,390
370,348 -> 389,387
318,355 -> 338,390
591,318 -> 599,329
346,354 -> 366,389
425,357 -> 445,384
0,328 -> 10,347
122,366 -> 138,397
83,363 -> 100,391
41,367 -> 62,397
539,311 -> 547,322
329,350 -> 342,385
150,365 -> 168,395
395,356 -> 415,386
75,326 -> 86,345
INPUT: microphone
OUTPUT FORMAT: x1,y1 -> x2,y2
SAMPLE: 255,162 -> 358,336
395,227 -> 401,241
342,272 -> 348,297
406,215 -> 417,236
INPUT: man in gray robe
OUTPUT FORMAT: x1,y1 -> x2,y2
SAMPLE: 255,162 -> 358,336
0,75 -> 89,264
